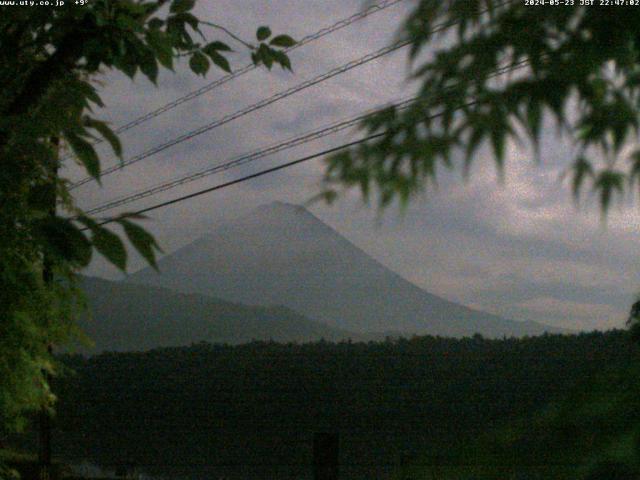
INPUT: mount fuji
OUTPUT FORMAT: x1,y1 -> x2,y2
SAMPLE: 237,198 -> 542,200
128,202 -> 561,338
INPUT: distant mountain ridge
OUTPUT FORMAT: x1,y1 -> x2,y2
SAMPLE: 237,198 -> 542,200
128,201 -> 562,338
78,276 -> 362,353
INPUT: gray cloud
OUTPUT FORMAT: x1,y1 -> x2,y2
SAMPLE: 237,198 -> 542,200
72,0 -> 639,332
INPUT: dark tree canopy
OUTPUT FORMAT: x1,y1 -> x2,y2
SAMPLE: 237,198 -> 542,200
44,331 -> 640,479
0,0 -> 293,432
325,0 -> 640,213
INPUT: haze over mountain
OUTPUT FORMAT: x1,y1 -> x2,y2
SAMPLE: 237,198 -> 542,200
129,202 -> 561,338
78,276 -> 360,352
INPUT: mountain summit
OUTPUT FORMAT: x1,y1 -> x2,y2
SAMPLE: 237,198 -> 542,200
128,202 -> 560,337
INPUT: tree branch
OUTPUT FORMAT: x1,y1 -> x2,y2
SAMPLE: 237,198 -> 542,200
199,21 -> 254,50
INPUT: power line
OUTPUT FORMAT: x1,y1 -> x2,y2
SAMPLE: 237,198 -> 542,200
75,131 -> 394,233
71,0 -> 517,190
79,99 -> 489,230
83,60 -> 529,216
61,0 -> 406,163
86,133 -> 388,228
82,99 -> 415,215
69,17 -> 461,190
79,60 -> 533,229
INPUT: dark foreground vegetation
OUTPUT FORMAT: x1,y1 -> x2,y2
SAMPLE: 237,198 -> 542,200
10,330 -> 640,479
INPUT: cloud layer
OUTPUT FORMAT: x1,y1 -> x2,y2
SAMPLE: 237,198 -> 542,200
71,0 -> 639,331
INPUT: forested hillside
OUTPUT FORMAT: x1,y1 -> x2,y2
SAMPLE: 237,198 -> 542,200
78,276 -> 360,352
35,330 -> 637,479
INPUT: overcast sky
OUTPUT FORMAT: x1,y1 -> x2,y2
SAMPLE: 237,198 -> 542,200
68,0 -> 640,332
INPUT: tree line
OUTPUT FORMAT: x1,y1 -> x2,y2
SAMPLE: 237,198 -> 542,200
6,330 -> 636,479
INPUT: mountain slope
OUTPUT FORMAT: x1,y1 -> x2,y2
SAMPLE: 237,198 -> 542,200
78,276 -> 361,352
128,202 -> 560,338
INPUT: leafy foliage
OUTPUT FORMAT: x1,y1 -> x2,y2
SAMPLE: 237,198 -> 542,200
626,298 -> 640,343
324,1 -> 640,214
450,354 -> 640,480
0,0 -> 293,436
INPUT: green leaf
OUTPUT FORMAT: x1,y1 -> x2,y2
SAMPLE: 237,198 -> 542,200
38,217 -> 92,267
92,226 -> 128,271
170,0 -> 195,13
116,55 -> 138,78
117,218 -> 162,271
261,52 -> 273,69
189,51 -> 210,76
175,12 -> 199,32
464,124 -> 485,177
167,14 -> 197,48
65,131 -> 101,182
594,169 -> 625,214
84,117 -> 122,158
269,34 -> 296,48
76,80 -> 104,108
526,99 -> 542,144
628,150 -> 640,191
307,189 -> 338,206
257,44 -> 273,69
76,215 -> 99,231
117,15 -> 143,33
256,26 -> 271,41
571,156 -> 594,199
490,127 -> 506,174
203,41 -> 232,53
139,47 -> 159,84
148,18 -> 164,30
272,50 -> 292,71
208,51 -> 231,73
146,29 -> 174,70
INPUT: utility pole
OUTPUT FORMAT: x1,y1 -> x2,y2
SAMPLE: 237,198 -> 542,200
39,137 -> 59,480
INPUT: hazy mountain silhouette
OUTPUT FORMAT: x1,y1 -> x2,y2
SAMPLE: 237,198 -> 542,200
78,276 -> 362,352
129,201 -> 563,338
